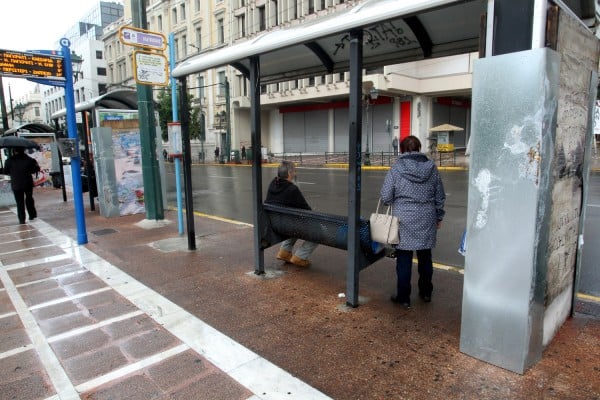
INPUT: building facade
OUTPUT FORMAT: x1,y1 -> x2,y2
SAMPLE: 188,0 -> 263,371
41,1 -> 124,123
44,0 -> 475,157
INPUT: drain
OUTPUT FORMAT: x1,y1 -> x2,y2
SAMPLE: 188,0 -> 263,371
92,228 -> 118,236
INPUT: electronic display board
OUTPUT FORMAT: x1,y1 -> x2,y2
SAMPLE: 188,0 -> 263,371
0,49 -> 65,80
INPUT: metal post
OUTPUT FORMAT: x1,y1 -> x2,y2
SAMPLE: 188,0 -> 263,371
132,0 -> 164,220
81,111 -> 94,211
225,78 -> 231,162
346,29 -> 363,307
53,119 -> 67,202
250,56 -> 265,274
179,78 -> 196,250
169,33 -> 184,235
60,38 -> 87,245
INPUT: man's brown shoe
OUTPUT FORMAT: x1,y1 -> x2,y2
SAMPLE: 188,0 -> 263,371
276,249 -> 292,262
290,255 -> 311,267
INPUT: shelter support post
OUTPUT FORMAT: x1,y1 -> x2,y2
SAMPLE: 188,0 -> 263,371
178,78 -> 196,251
250,56 -> 265,274
132,0 -> 164,221
346,29 -> 363,307
53,119 -> 67,202
81,111 -> 94,211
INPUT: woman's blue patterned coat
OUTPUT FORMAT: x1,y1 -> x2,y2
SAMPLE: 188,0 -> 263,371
380,152 -> 446,250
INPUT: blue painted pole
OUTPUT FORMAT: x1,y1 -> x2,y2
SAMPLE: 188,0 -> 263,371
60,38 -> 88,245
169,33 -> 184,235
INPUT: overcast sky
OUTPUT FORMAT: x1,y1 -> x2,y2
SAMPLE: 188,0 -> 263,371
1,0 -> 124,104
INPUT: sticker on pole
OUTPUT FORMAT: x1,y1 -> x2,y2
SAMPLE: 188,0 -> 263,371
133,50 -> 168,86
119,26 -> 167,50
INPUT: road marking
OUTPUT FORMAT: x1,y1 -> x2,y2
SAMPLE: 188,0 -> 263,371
4,253 -> 72,271
0,243 -> 56,256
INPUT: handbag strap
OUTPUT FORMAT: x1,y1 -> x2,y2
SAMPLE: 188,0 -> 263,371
376,198 -> 393,216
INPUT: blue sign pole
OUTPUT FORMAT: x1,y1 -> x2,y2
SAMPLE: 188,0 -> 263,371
60,38 -> 88,245
169,33 -> 184,235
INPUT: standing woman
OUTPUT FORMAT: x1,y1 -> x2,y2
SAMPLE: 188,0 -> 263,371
4,148 -> 40,224
380,136 -> 445,308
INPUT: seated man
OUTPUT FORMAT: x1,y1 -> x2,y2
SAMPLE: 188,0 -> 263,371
265,161 -> 317,267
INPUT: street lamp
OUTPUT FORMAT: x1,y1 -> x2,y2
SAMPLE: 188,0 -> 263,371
70,51 -> 83,82
13,102 -> 25,125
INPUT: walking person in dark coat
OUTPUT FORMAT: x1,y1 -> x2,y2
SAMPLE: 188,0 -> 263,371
4,148 -> 41,224
380,136 -> 445,308
265,161 -> 317,267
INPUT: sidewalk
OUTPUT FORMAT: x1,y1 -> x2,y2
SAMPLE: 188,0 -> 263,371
1,189 -> 599,399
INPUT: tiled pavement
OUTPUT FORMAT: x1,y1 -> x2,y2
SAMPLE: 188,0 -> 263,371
1,188 -> 599,400
0,210 -> 330,400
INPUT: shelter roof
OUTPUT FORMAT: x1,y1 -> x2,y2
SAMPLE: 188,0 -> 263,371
172,0 -> 597,84
3,123 -> 55,136
50,89 -> 139,119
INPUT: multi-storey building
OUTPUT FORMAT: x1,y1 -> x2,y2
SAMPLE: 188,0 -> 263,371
10,87 -> 43,127
50,0 -> 476,157
41,1 -> 124,123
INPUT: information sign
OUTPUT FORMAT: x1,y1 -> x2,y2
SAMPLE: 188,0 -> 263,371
133,50 -> 168,86
0,49 -> 64,80
119,26 -> 167,51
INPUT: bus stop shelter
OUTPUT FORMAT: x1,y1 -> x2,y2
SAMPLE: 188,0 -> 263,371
171,0 -> 599,373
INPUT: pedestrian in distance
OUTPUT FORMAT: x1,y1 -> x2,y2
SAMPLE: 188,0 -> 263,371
380,136 -> 445,309
241,145 -> 246,160
214,146 -> 220,162
265,160 -> 317,267
392,136 -> 399,156
4,148 -> 41,224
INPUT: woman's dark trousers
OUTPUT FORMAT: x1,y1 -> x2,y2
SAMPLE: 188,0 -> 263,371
395,249 -> 433,303
13,188 -> 36,223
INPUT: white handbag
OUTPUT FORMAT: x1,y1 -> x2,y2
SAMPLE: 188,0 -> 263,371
369,199 -> 400,245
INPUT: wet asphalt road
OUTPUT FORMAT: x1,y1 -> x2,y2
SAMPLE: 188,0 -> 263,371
165,164 -> 469,268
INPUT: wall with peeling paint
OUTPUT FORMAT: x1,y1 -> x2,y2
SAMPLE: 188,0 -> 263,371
543,11 -> 600,344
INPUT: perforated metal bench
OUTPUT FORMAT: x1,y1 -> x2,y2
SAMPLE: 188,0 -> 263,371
261,203 -> 386,270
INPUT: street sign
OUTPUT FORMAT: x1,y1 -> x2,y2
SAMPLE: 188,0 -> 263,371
133,50 -> 168,86
119,26 -> 167,50
0,48 -> 65,80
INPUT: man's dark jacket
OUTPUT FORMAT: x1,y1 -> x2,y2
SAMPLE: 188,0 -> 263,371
4,153 -> 40,191
265,177 -> 311,210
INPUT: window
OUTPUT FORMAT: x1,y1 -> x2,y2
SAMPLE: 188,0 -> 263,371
309,0 -> 315,14
258,6 -> 266,31
158,15 -> 162,31
218,71 -> 226,96
180,4 -> 186,20
237,14 -> 245,38
34,107 -> 40,117
96,50 -> 103,59
195,0 -> 200,12
195,27 -> 202,51
174,38 -> 179,59
321,0 -> 326,9
182,35 -> 187,57
293,0 -> 298,19
272,0 -> 278,25
197,75 -> 205,100
217,18 -> 224,44
99,84 -> 107,95
172,8 -> 177,25
97,67 -> 107,76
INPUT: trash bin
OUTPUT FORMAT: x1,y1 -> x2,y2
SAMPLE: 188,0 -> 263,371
247,146 -> 253,161
230,150 -> 240,163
